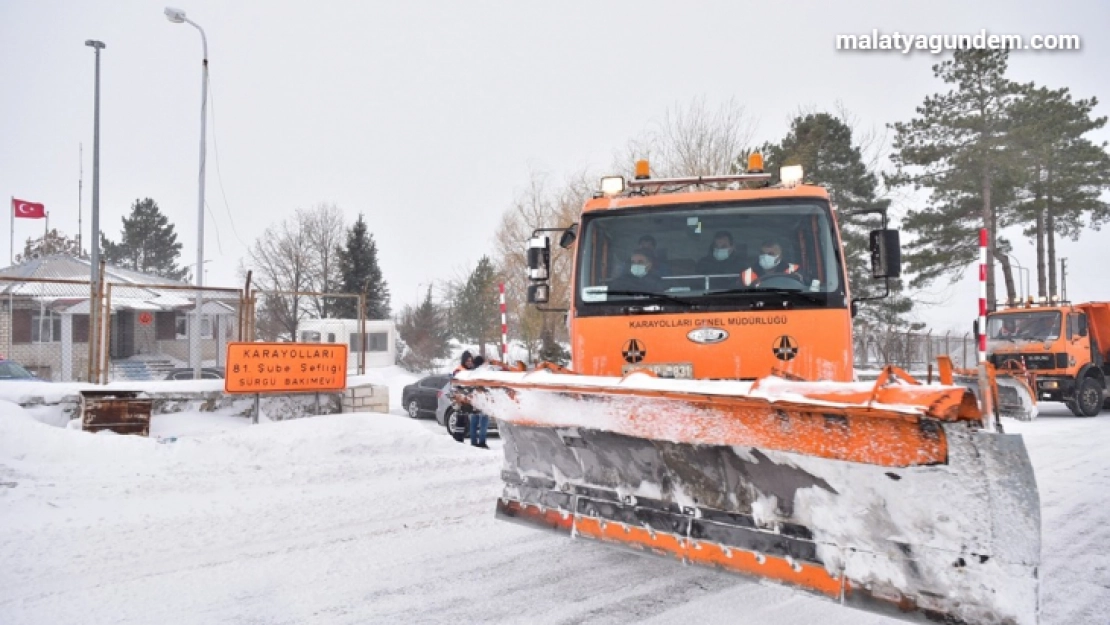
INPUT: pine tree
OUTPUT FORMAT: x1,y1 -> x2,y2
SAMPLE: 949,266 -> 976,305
397,287 -> 450,372
762,112 -> 917,332
101,198 -> 187,280
15,229 -> 83,262
889,49 -> 1024,308
1011,85 -> 1110,297
335,214 -> 391,319
451,256 -> 501,358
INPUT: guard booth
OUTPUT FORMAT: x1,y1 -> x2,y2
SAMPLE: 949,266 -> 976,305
79,390 -> 153,436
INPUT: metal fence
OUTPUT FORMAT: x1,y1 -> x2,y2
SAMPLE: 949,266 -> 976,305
0,274 -> 248,383
854,329 -> 976,372
248,290 -> 389,375
102,282 -> 246,383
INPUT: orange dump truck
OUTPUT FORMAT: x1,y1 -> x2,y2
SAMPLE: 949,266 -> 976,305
454,158 -> 1041,625
988,301 -> 1110,416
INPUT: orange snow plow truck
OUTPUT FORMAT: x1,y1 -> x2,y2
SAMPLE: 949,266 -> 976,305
987,300 -> 1110,417
453,159 -> 1041,625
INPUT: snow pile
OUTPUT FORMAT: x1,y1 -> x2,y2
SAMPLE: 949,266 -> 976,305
0,402 -> 1107,624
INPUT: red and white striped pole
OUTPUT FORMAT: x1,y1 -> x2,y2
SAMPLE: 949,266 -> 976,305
499,282 -> 508,361
977,228 -> 996,429
978,229 -> 988,364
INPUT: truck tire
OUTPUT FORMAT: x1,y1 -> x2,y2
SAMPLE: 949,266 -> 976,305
1072,377 -> 1104,417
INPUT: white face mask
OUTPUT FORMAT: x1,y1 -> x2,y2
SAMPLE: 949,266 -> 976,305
759,254 -> 779,270
713,248 -> 731,261
630,263 -> 648,278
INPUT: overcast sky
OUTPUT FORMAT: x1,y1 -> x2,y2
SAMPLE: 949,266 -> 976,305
2,0 -> 1108,332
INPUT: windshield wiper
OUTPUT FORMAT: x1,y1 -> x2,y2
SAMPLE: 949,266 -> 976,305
604,290 -> 697,308
703,287 -> 826,305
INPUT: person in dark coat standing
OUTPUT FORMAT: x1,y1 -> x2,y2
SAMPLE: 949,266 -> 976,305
468,356 -> 491,448
452,351 -> 474,377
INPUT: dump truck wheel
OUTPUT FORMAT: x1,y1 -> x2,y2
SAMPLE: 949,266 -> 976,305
1074,377 -> 1104,417
406,400 -> 421,419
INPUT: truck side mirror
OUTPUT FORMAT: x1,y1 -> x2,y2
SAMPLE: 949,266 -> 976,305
869,229 -> 901,279
527,236 -> 551,281
558,224 -> 578,249
527,284 -> 550,304
972,318 -> 980,342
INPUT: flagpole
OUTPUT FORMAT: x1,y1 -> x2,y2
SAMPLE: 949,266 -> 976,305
7,196 -> 12,361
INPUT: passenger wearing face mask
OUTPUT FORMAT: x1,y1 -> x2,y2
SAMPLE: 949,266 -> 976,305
739,240 -> 802,287
694,231 -> 746,276
608,249 -> 665,293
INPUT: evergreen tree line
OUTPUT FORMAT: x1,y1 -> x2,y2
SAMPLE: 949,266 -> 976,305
395,256 -> 504,373
16,197 -> 189,282
889,49 -> 1110,308
247,204 -> 390,342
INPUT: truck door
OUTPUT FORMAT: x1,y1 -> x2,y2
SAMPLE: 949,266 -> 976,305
1067,312 -> 1091,370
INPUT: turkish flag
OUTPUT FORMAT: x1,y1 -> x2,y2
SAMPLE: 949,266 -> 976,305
12,198 -> 45,219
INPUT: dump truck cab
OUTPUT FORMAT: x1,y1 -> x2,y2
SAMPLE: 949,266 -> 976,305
529,160 -> 900,383
987,301 -> 1110,416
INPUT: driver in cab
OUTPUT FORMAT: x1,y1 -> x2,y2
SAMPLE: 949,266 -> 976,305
995,318 -> 1019,339
739,240 -> 801,287
608,249 -> 665,293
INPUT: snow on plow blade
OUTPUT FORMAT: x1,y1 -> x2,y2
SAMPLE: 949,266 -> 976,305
453,368 -> 1041,625
939,358 -> 1039,421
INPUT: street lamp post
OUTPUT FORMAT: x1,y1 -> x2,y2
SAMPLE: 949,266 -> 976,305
85,39 -> 105,383
1001,253 -> 1030,303
165,7 -> 207,380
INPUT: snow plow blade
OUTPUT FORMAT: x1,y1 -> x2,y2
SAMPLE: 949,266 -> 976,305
938,357 -> 1039,421
454,367 -> 1041,625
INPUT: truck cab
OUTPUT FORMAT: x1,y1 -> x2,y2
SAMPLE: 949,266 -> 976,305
527,159 -> 901,383
987,301 -> 1110,416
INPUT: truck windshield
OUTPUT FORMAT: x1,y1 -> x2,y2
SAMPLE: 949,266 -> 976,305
576,201 -> 842,308
988,311 -> 1062,341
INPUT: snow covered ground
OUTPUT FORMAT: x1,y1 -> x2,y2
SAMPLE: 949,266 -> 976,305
1,397 -> 1107,624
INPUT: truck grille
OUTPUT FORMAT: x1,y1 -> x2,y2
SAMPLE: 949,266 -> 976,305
992,353 -> 1067,371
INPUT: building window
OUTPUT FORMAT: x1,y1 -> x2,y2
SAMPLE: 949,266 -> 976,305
301,330 -> 321,343
32,310 -> 62,343
368,332 -> 388,352
176,313 -> 215,340
350,332 -> 389,352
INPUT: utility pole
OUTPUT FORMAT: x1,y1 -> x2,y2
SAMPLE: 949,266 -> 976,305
78,143 -> 83,255
1060,258 -> 1068,303
165,7 -> 209,380
85,39 -> 106,384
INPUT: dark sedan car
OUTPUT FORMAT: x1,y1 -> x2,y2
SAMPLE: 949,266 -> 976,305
0,359 -> 45,381
402,374 -> 451,418
164,367 -> 224,380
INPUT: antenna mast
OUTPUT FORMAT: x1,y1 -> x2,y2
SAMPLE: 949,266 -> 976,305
78,143 -> 84,255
